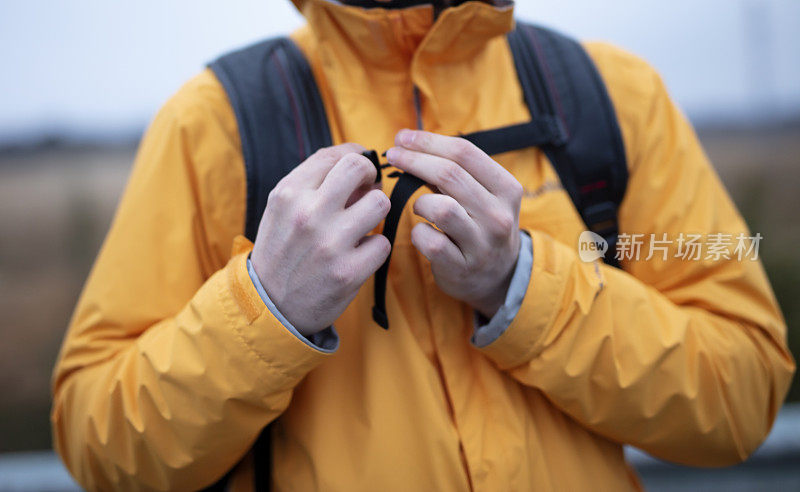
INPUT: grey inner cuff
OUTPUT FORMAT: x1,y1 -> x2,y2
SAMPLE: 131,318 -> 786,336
246,258 -> 339,353
472,230 -> 533,348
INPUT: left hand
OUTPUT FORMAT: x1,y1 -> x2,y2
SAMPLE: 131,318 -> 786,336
386,129 -> 524,318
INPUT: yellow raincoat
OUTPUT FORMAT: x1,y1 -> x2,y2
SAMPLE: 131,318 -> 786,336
52,1 -> 795,490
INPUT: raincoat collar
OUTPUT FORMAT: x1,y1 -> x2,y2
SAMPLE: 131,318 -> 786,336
293,0 -> 515,68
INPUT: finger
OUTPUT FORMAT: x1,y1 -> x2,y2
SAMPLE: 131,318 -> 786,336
345,181 -> 382,209
319,152 -> 377,208
285,142 -> 366,188
349,234 -> 392,285
411,222 -> 465,267
413,193 -> 479,254
394,129 -> 518,198
385,146 -> 491,213
342,189 -> 391,241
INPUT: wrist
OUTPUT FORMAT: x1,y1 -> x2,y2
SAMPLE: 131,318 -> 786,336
250,255 -> 326,336
470,240 -> 521,318
471,269 -> 514,319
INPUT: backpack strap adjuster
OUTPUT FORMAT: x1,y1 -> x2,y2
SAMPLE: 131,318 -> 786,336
583,201 -> 617,237
582,201 -> 621,266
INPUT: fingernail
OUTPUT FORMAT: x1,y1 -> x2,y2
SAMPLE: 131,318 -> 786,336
397,129 -> 414,146
385,147 -> 397,161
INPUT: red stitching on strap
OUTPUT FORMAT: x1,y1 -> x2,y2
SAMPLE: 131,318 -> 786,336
271,52 -> 306,159
580,180 -> 608,193
524,27 -> 570,139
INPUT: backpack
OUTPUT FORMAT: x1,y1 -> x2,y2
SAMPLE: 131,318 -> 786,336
204,20 -> 627,491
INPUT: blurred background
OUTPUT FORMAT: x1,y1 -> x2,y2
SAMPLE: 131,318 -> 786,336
1,0 -> 798,490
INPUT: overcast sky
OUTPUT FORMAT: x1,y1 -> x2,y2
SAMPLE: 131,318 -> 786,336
1,0 -> 799,144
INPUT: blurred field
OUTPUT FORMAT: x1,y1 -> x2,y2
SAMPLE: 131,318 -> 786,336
0,125 -> 798,452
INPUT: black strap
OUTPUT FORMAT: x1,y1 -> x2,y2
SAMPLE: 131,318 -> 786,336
209,37 -> 333,242
460,115 -> 567,155
207,36 -> 333,492
507,24 -> 628,267
371,172 -> 427,329
252,425 -> 272,491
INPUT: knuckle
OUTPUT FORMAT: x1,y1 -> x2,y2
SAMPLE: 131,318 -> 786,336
342,142 -> 366,154
347,153 -> 373,175
454,269 -> 472,286
268,184 -> 295,207
336,153 -> 373,181
508,180 -> 524,203
428,235 -> 447,257
341,218 -> 363,239
453,138 -> 476,162
313,147 -> 338,162
488,209 -> 515,239
436,162 -> 462,187
318,241 -> 338,261
329,262 -> 354,289
266,189 -> 280,207
340,152 -> 360,167
292,205 -> 314,231
468,254 -> 487,274
420,133 -> 436,149
435,201 -> 458,224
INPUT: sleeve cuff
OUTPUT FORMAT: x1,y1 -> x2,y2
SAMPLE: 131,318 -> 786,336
219,242 -> 336,394
476,230 -> 602,369
472,230 -> 533,347
246,257 -> 339,353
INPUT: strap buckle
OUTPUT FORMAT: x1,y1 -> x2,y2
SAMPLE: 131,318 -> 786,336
583,201 -> 618,240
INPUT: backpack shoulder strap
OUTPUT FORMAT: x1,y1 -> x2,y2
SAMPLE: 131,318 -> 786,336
209,37 -> 333,242
205,37 -> 332,492
507,22 -> 628,267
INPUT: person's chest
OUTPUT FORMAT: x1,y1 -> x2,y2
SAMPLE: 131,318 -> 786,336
290,27 -> 585,343
301,28 -> 587,261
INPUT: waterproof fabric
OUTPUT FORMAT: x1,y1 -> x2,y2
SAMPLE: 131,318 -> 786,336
52,1 -> 795,490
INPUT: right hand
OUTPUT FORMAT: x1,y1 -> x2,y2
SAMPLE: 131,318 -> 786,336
251,143 -> 391,336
